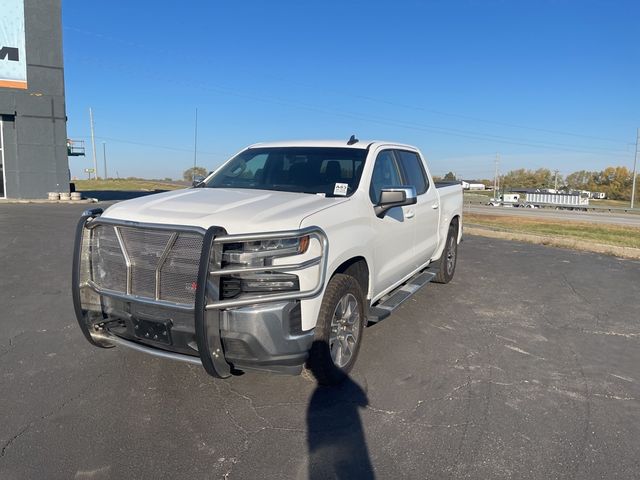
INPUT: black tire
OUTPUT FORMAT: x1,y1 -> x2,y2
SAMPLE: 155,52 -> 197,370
306,274 -> 365,385
434,223 -> 458,284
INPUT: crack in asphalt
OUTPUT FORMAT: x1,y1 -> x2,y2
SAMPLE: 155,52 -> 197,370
205,381 -> 308,479
561,273 -> 606,328
0,331 -> 27,358
0,371 -> 111,460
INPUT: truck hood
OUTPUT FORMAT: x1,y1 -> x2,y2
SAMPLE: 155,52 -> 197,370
102,188 -> 349,233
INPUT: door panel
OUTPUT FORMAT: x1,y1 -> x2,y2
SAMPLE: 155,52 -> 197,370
369,149 -> 416,295
395,150 -> 440,266
412,185 -> 440,265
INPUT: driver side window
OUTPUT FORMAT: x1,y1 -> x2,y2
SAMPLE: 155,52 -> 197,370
369,150 -> 402,203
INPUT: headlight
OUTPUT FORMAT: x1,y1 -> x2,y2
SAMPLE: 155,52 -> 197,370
218,235 -> 309,299
222,235 -> 309,267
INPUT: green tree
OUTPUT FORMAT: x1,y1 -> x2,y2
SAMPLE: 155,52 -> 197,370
443,171 -> 457,181
183,166 -> 207,183
598,166 -> 632,200
565,170 -> 597,191
565,166 -> 633,200
502,168 -> 553,190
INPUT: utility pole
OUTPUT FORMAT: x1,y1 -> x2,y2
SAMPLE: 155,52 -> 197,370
554,169 -> 559,191
102,142 -> 108,180
89,108 -> 98,180
632,128 -> 639,209
493,152 -> 500,197
193,107 -> 198,172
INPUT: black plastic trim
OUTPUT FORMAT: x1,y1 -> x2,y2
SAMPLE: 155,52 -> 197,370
194,226 -> 232,378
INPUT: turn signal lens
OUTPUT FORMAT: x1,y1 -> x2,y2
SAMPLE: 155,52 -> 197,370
298,235 -> 310,255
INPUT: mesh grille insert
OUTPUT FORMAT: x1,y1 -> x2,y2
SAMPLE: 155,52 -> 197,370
91,225 -> 127,292
159,233 -> 203,304
87,224 -> 204,305
119,227 -> 173,299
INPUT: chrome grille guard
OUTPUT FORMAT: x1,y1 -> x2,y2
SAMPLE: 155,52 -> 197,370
72,208 -> 329,378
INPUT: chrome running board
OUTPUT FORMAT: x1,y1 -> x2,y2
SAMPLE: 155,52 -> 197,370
367,270 -> 436,324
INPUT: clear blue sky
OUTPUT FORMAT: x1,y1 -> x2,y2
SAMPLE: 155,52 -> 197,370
62,0 -> 639,181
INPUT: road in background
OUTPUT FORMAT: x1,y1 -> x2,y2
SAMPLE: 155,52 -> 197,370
467,204 -> 640,227
1,204 -> 640,479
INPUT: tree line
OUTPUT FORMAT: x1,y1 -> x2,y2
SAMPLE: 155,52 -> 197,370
500,166 -> 637,200
443,166 -> 638,201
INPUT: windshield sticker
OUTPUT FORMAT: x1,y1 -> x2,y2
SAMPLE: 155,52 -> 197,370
333,183 -> 348,196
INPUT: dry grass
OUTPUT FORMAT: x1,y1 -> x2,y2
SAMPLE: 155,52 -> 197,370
589,198 -> 634,208
74,179 -> 186,192
465,213 -> 640,250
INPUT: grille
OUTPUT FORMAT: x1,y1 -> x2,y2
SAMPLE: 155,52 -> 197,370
160,234 -> 203,304
91,226 -> 127,292
89,224 -> 204,305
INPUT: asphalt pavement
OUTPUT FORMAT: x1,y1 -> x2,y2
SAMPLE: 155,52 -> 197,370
467,204 -> 640,227
1,203 -> 640,479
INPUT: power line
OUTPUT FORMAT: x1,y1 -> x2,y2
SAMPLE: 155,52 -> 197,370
68,54 -> 631,158
259,74 -> 630,145
64,26 -> 629,146
69,134 -> 232,157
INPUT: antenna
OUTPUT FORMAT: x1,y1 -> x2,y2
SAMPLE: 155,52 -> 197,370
347,134 -> 359,145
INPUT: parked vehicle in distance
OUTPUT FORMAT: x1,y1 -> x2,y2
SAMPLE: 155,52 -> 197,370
462,180 -> 486,190
72,138 -> 463,384
488,193 -> 520,207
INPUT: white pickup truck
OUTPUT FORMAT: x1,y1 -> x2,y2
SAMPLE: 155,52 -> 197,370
73,139 -> 463,384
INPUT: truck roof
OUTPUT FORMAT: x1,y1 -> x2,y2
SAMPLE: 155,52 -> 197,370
246,139 -> 419,151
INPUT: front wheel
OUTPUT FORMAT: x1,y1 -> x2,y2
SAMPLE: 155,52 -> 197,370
306,274 -> 365,385
434,224 -> 458,284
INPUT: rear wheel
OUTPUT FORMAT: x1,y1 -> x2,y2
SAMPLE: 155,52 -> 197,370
306,274 -> 365,385
434,223 -> 458,284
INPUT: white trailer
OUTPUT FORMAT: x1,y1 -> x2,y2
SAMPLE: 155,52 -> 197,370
524,191 -> 589,210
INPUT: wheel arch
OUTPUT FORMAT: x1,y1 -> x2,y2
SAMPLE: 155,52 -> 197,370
331,256 -> 370,300
450,214 -> 461,241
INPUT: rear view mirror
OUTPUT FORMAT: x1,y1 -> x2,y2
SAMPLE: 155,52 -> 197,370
375,186 -> 417,218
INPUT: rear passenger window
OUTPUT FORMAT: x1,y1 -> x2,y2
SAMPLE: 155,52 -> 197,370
396,150 -> 428,195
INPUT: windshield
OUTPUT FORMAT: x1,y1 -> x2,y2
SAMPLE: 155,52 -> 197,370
204,147 -> 368,196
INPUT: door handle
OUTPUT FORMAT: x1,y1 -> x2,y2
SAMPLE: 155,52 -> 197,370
405,210 -> 415,219
432,203 -> 439,209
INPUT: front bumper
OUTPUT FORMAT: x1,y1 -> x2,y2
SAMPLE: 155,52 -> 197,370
72,209 -> 326,377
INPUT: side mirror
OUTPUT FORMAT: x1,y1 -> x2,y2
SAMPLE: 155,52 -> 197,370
192,175 -> 205,187
374,186 -> 417,218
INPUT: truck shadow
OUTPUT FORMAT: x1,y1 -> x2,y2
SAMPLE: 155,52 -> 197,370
306,341 -> 375,479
